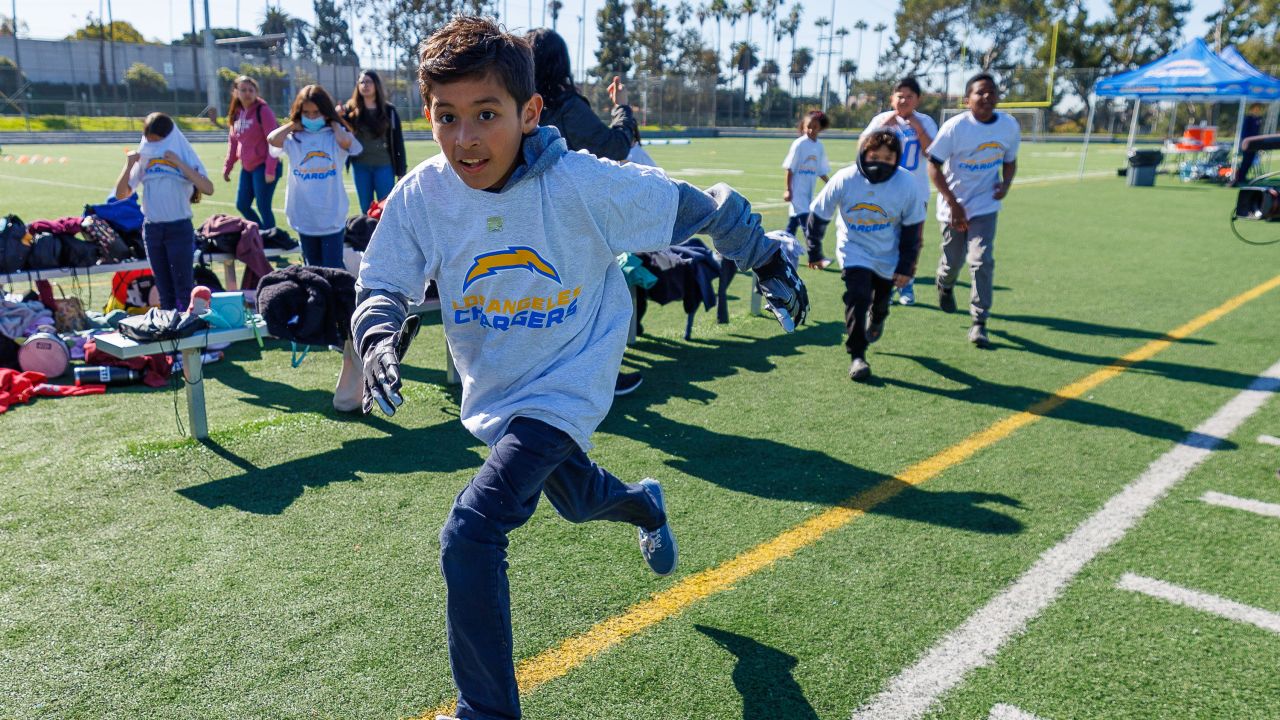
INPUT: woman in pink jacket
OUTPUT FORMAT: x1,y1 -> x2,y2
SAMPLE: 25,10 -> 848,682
223,75 -> 280,232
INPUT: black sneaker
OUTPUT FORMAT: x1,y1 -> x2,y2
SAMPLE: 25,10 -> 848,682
849,357 -> 871,381
865,310 -> 885,344
614,371 -> 644,396
937,284 -> 957,313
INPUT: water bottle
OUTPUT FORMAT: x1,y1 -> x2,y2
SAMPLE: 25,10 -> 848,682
74,365 -> 141,386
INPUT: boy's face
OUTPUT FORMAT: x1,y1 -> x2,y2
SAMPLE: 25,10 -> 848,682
864,145 -> 898,166
426,73 -> 544,191
966,79 -> 999,121
892,88 -> 919,117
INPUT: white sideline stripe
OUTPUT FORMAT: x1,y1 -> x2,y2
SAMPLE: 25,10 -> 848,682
989,704 -> 1049,720
851,358 -> 1280,720
1256,434 -> 1280,446
1200,490 -> 1280,519
1116,573 -> 1280,635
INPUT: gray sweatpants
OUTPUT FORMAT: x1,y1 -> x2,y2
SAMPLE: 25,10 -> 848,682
936,212 -> 998,322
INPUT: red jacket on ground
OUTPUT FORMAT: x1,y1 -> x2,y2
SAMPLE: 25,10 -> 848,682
0,368 -> 105,414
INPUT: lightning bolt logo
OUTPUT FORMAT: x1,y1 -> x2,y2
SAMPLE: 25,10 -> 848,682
462,246 -> 561,292
301,150 -> 332,165
849,202 -> 888,216
146,157 -> 180,170
976,141 -> 1004,152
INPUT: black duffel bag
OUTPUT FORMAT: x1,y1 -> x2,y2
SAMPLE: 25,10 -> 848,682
61,236 -> 99,267
26,232 -> 64,270
117,308 -> 209,343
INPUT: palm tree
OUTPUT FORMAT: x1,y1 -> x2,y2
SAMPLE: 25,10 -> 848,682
781,4 -> 802,88
853,19 -> 868,78
789,46 -> 812,97
838,58 -> 856,104
676,0 -> 693,28
813,16 -> 829,99
696,2 -> 709,31
709,0 -> 728,74
550,0 -> 563,29
742,0 -> 756,48
872,22 -> 887,66
758,58 -> 780,89
731,40 -> 758,98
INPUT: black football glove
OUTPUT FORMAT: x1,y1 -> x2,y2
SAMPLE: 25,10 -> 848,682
753,250 -> 809,332
361,314 -> 421,416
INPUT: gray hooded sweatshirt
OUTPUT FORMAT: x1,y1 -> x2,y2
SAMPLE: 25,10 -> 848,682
355,125 -> 778,450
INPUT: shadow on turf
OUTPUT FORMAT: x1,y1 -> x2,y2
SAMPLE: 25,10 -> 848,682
878,352 -> 1236,450
1000,314 -> 1213,345
606,324 -> 1025,534
695,625 -> 819,720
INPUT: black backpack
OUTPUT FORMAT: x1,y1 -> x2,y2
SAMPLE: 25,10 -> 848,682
61,236 -> 99,267
26,232 -> 64,270
260,226 -> 298,250
117,308 -> 209,343
344,214 -> 378,252
0,215 -> 30,274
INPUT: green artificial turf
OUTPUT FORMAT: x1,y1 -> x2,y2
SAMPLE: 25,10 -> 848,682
2,137 -> 1277,719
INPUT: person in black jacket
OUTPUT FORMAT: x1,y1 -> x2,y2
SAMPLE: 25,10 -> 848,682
341,70 -> 409,212
528,28 -> 638,163
528,27 -> 645,395
1230,104 -> 1265,187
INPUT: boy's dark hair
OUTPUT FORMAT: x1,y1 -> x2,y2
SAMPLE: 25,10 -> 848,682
965,72 -> 999,96
289,84 -> 350,130
894,77 -> 922,96
862,128 -> 902,159
418,16 -> 535,109
800,109 -> 830,132
143,112 -> 175,139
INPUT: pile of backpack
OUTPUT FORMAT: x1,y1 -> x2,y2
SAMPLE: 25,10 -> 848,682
0,195 -> 146,275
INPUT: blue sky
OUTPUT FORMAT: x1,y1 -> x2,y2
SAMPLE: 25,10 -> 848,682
14,0 -> 1223,91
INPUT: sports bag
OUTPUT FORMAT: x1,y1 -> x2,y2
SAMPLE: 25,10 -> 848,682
85,194 -> 145,234
26,232 -> 63,270
0,215 -> 31,274
80,216 -> 132,264
344,214 -> 377,252
117,308 -> 208,343
199,231 -> 240,255
60,236 -> 99,267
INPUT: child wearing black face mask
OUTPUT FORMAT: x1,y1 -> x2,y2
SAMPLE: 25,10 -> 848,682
806,130 -> 926,381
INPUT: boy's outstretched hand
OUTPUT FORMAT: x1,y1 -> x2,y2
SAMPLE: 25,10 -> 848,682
753,250 -> 809,333
361,315 -> 421,416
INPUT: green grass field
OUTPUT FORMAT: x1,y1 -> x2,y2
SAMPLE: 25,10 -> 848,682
3,137 -> 1279,720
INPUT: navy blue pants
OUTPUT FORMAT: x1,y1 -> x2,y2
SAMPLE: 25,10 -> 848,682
298,230 -> 345,269
143,218 -> 195,311
440,417 -> 663,720
842,267 -> 894,359
787,212 -> 821,262
235,164 -> 279,231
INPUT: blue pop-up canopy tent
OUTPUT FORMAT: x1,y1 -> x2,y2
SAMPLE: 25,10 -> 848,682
1080,39 -> 1280,176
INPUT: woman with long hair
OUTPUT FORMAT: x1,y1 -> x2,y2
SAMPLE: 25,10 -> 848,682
340,70 -> 408,213
267,85 -> 362,268
527,28 -> 637,162
222,75 -> 280,231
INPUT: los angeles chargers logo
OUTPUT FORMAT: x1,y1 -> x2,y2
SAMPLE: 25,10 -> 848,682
849,202 -> 888,216
145,157 -> 183,176
301,150 -> 332,165
463,246 -> 561,292
976,141 -> 1004,152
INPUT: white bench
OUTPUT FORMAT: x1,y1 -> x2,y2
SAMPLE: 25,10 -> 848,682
91,320 -> 267,440
3,248 -> 289,292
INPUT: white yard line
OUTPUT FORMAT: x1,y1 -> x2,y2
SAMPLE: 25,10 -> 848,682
1116,573 -> 1280,635
851,358 -> 1280,720
1256,434 -> 1280,446
1199,490 -> 1280,519
0,171 -> 288,214
989,704 -> 1049,720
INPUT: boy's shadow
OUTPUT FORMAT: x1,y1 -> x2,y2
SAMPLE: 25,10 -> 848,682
610,327 -> 1025,534
179,420 -> 481,515
696,624 -> 820,720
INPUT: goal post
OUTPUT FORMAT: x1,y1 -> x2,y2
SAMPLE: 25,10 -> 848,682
940,106 -> 1046,142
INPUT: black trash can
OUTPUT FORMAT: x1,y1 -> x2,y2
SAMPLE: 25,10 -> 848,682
1126,149 -> 1163,187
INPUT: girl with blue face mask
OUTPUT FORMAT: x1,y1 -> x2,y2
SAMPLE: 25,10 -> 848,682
267,84 -> 363,268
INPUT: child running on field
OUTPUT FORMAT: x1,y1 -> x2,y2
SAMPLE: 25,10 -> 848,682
267,84 -> 362,268
807,129 -> 925,381
351,16 -> 808,720
782,109 -> 832,269
114,113 -> 215,311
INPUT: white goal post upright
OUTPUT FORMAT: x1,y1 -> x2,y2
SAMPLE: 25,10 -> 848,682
940,106 -> 1046,142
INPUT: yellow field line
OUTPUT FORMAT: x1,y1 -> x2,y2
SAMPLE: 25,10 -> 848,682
423,273 -> 1280,718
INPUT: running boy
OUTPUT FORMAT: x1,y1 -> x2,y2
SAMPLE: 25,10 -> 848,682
782,109 -> 832,269
807,130 -> 924,381
861,77 -> 936,306
928,72 -> 1019,347
351,17 -> 807,720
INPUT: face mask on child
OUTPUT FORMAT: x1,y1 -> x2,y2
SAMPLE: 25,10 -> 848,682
301,116 -> 327,132
857,153 -> 898,184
